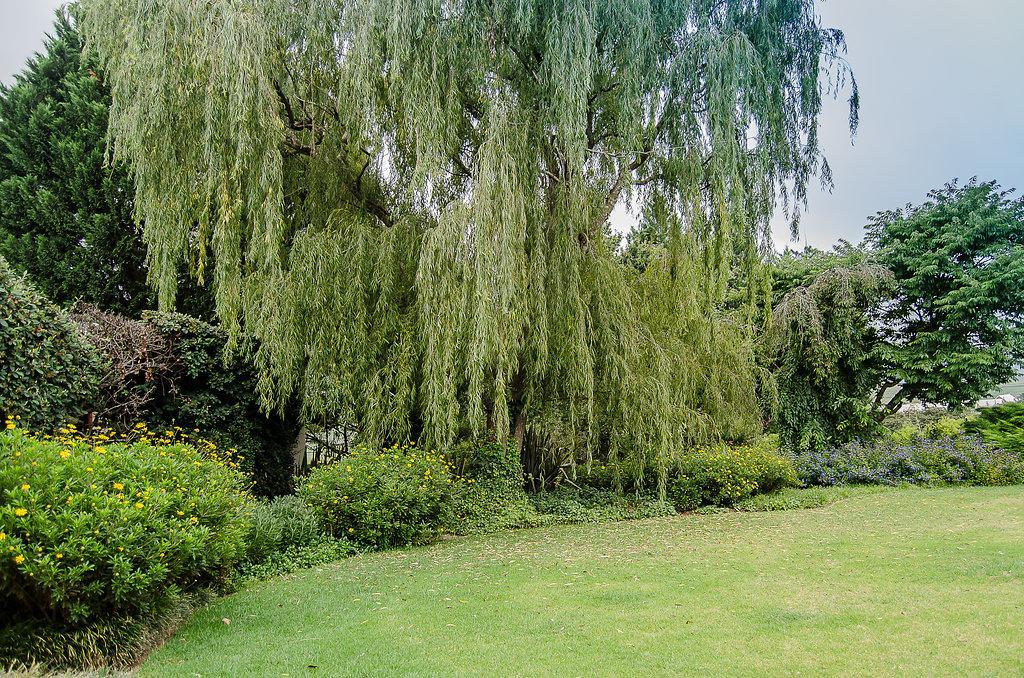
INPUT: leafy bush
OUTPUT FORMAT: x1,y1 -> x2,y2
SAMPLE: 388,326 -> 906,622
0,425 -> 252,627
885,414 -> 968,444
298,444 -> 457,549
449,475 -> 540,534
667,445 -> 799,510
243,495 -> 325,564
964,403 -> 1024,455
793,435 -> 1024,487
74,309 -> 301,496
0,257 -> 102,430
446,438 -> 521,482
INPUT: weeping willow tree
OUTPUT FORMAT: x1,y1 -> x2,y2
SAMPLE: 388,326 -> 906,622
767,262 -> 890,452
77,0 -> 856,489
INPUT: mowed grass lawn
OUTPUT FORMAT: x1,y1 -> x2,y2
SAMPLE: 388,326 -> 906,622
143,487 -> 1024,677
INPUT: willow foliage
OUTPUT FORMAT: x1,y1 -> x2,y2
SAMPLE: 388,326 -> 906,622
767,262 -> 890,452
77,0 -> 855,487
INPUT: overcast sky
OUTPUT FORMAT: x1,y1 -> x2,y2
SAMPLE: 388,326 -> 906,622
2,0 -> 1022,250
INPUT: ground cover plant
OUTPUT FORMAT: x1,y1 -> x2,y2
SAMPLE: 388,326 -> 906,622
138,487 -> 1024,676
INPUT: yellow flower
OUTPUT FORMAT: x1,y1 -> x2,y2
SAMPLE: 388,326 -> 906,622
4,421 -> 14,430
0,532 -> 5,541
20,484 -> 29,491
176,510 -> 185,516
348,527 -> 355,533
135,502 -> 144,509
113,483 -> 124,491
14,508 -> 27,517
189,516 -> 199,524
59,450 -> 71,459
14,555 -> 25,565
56,553 -> 63,559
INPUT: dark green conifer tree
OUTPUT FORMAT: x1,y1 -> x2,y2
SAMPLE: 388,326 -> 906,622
0,10 -> 151,315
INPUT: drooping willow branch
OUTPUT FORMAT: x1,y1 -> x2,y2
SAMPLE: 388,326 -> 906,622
78,0 -> 857,490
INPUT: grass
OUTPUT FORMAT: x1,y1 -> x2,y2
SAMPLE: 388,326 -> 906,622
141,486 -> 1024,677
733,483 -> 891,511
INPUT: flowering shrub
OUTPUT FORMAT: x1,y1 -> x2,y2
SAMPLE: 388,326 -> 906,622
0,423 -> 252,626
298,444 -> 458,549
667,445 -> 798,510
792,435 -> 1024,487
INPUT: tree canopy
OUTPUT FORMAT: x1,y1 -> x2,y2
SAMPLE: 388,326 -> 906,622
767,256 -> 889,451
78,0 -> 856,485
0,10 -> 150,315
767,178 -> 1024,451
0,11 -> 214,318
868,178 -> 1024,412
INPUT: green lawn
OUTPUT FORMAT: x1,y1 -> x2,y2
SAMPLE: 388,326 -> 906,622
143,487 -> 1024,677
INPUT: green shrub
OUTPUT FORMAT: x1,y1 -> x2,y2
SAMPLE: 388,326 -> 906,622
298,444 -> 457,549
446,438 -> 521,482
667,445 -> 799,510
0,257 -> 102,430
964,403 -> 1024,455
140,312 -> 301,497
243,495 -> 325,564
884,414 -> 968,444
449,475 -> 542,534
75,307 -> 303,496
0,426 -> 252,626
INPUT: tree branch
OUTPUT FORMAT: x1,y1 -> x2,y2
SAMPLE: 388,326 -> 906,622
590,108 -> 673,232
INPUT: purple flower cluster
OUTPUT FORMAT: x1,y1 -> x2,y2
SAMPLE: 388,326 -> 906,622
793,435 -> 1024,487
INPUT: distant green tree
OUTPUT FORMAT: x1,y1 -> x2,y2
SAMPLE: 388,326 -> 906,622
868,179 -> 1024,413
769,241 -> 872,305
768,179 -> 1024,451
